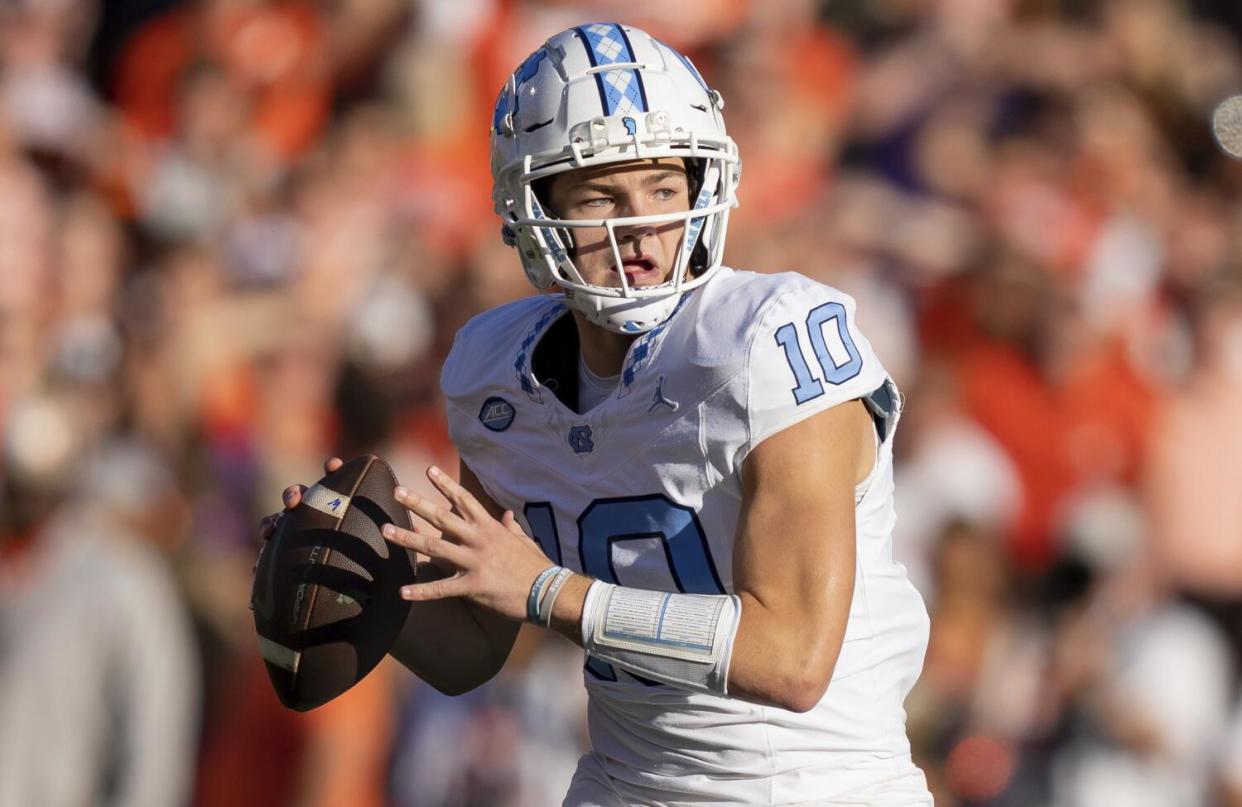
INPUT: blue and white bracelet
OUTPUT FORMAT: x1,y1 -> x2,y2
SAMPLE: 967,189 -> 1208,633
526,565 -> 563,623
537,567 -> 575,627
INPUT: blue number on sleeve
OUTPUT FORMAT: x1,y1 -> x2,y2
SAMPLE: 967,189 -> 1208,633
523,502 -> 562,565
776,301 -> 863,403
775,322 -> 824,404
807,302 -> 863,385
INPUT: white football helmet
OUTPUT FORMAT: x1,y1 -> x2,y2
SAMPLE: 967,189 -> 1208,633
490,23 -> 741,334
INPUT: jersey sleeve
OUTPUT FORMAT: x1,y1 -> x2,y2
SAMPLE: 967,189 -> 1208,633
740,279 -> 888,463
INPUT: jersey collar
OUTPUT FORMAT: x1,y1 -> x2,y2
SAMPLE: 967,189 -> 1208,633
618,293 -> 689,399
515,299 -> 568,402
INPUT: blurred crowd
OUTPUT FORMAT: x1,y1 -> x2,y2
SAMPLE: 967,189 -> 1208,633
1,0 -> 1241,805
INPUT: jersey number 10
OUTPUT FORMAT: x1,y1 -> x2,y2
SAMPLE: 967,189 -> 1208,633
775,301 -> 863,403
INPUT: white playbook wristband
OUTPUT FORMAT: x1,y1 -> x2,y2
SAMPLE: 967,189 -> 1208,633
581,581 -> 741,696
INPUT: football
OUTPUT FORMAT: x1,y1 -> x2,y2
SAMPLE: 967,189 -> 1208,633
251,455 -> 417,711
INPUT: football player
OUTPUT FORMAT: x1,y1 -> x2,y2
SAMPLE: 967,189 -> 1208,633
269,23 -> 932,806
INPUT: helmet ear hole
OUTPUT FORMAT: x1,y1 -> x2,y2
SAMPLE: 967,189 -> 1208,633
690,240 -> 710,277
686,158 -> 706,200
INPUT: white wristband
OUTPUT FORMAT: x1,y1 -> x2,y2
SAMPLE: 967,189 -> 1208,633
580,579 -> 606,645
580,581 -> 741,696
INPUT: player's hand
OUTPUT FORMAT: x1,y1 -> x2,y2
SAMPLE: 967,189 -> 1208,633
381,465 -> 554,622
257,457 -> 344,543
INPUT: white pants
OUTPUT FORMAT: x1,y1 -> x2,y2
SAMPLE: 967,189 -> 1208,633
562,753 -> 935,807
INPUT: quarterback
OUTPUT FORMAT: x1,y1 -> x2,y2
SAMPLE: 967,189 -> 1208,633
272,23 -> 931,806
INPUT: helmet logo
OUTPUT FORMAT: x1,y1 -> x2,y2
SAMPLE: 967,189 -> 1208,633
623,117 -> 637,136
516,50 -> 547,86
509,49 -> 548,125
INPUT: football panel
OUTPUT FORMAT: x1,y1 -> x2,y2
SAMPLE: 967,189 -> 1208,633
259,456 -> 418,710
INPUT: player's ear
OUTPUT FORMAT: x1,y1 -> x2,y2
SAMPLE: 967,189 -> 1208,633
689,240 -> 709,277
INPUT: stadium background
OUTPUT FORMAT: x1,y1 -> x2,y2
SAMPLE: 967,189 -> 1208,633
2,0 -> 1242,805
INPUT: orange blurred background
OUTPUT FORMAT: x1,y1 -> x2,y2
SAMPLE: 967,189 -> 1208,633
2,1 -> 1242,805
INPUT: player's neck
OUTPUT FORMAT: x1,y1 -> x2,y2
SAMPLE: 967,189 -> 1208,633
572,311 -> 636,379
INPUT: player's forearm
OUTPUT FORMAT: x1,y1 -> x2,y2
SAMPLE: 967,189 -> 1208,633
389,563 -> 521,695
726,592 -> 845,712
547,573 -> 839,712
547,573 -> 592,646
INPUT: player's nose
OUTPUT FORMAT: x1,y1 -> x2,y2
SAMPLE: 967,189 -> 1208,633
617,222 -> 657,247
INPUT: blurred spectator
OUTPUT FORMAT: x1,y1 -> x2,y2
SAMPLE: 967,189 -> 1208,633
1146,278 -> 1242,597
113,0 -> 330,163
894,362 -> 1022,596
389,631 -> 588,807
0,0 -> 104,165
1046,490 -> 1234,807
0,407 -> 199,807
195,653 -> 396,807
1223,700 -> 1242,807
905,519 -> 1045,806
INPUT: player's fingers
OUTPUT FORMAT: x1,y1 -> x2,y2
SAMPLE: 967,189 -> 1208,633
399,575 -> 470,602
381,522 -> 471,567
323,457 -> 343,474
501,510 -> 525,536
394,485 -> 473,539
258,512 -> 283,542
425,465 -> 490,523
282,485 -> 306,512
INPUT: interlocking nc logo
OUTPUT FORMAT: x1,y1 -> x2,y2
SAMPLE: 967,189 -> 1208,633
328,498 -> 343,512
568,425 -> 594,454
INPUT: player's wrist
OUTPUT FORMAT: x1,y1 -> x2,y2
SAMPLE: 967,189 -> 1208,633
546,573 -> 593,646
525,564 -> 564,623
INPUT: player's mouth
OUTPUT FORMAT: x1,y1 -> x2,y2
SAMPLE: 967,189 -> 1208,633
615,256 -> 663,287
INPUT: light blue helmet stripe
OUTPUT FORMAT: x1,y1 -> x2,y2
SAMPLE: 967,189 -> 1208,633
574,23 -> 647,117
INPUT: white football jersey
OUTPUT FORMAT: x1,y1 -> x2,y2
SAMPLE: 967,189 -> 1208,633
442,268 -> 931,805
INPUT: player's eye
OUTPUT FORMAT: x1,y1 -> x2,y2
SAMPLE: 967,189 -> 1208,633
653,187 -> 682,202
580,196 -> 613,208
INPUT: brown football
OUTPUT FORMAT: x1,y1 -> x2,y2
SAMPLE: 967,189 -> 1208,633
251,455 -> 416,711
